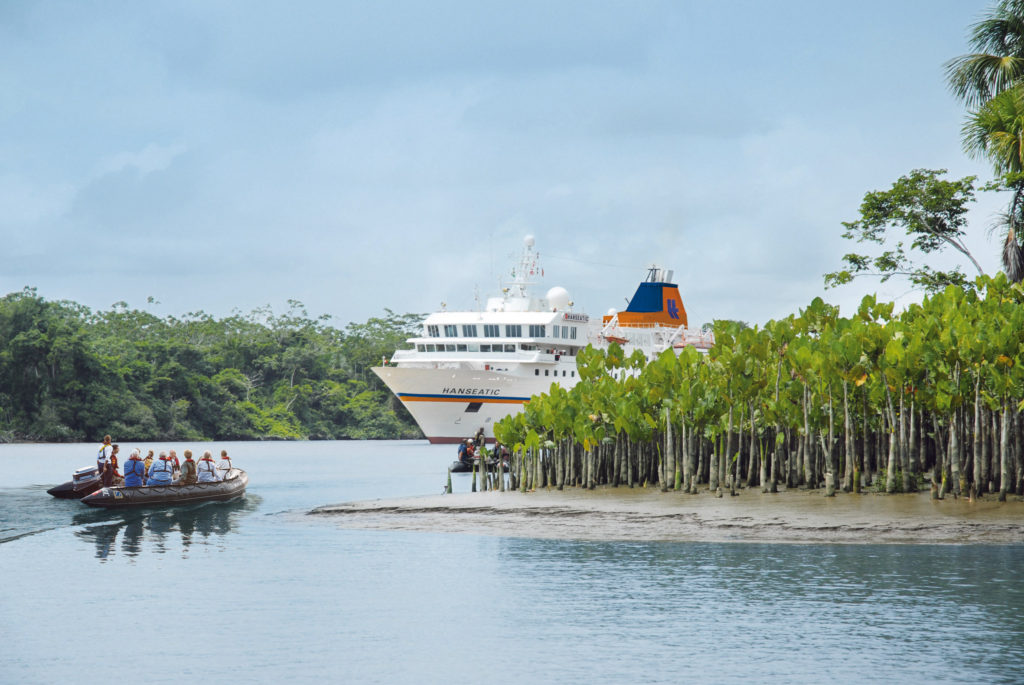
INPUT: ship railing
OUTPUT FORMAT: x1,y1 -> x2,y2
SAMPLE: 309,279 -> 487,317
595,322 -> 715,352
387,349 -> 569,365
674,329 -> 716,350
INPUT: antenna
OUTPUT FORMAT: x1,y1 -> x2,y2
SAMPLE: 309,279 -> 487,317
501,235 -> 543,298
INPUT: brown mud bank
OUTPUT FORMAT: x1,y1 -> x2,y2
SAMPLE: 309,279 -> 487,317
310,488 -> 1024,544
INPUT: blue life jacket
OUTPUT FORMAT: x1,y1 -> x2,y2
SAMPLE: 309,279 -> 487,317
124,458 -> 146,486
148,459 -> 173,484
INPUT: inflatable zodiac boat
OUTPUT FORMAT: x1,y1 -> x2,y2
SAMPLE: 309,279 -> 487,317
81,469 -> 248,509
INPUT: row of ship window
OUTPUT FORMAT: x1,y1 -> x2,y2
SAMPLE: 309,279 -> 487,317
536,369 -> 575,377
415,343 -> 577,355
426,324 -> 578,340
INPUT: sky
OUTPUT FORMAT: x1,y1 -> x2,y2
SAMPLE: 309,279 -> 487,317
0,0 -> 1008,329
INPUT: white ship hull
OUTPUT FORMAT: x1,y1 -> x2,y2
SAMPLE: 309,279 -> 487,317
372,365 -> 579,444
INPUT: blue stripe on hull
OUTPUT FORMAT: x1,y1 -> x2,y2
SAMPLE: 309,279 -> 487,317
397,393 -> 531,403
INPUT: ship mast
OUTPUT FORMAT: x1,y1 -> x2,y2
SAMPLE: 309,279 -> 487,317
503,235 -> 542,299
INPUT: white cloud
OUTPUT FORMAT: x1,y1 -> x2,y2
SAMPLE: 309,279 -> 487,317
94,143 -> 187,179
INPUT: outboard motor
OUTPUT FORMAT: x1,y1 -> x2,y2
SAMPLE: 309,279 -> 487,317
47,465 -> 102,499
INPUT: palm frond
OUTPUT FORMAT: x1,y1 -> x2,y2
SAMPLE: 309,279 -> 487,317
946,1 -> 1024,106
987,181 -> 1024,282
967,2 -> 1024,53
945,54 -> 1024,106
961,86 -> 1024,174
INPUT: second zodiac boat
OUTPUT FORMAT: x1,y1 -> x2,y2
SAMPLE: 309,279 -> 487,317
372,236 -> 712,444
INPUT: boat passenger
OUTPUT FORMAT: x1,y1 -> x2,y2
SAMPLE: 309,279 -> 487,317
178,450 -> 197,485
457,439 -> 474,466
143,450 -> 154,475
474,427 -> 485,450
123,449 -> 146,487
109,445 -> 122,484
101,460 -> 115,487
148,451 -> 174,486
197,450 -> 219,482
169,449 -> 181,472
96,434 -> 113,473
216,450 -> 232,479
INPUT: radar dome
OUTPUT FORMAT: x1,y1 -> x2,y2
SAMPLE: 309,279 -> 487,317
607,308 -> 618,316
546,286 -> 570,310
524,235 -> 535,248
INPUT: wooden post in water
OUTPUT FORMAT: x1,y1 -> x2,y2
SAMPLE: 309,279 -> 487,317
445,468 -> 452,494
471,459 -> 477,493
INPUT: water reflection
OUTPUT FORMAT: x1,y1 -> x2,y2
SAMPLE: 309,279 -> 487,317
73,495 -> 260,561
491,538 -> 1024,679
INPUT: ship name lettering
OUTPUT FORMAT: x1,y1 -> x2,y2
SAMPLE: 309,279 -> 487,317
443,387 -> 501,396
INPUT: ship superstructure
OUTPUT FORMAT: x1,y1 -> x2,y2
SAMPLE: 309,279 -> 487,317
373,236 -> 596,443
599,266 -> 714,354
372,237 -> 712,444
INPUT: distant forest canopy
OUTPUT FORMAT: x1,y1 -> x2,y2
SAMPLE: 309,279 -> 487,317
0,287 -> 425,442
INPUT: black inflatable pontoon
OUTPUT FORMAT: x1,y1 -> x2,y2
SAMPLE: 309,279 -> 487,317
81,469 -> 248,509
449,458 -> 507,474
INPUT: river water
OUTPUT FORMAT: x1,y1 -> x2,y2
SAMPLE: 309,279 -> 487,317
2,440 -> 1022,684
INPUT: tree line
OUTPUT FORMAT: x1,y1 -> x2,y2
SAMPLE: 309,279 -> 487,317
0,287 -> 424,442
493,275 -> 1024,501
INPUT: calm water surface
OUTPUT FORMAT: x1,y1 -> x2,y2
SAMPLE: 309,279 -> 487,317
2,441 -> 1022,684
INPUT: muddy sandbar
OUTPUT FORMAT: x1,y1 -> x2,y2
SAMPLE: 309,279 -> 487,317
310,487 -> 1024,544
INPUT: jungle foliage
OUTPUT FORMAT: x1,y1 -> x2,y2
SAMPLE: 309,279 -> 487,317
494,276 -> 1024,500
0,287 -> 424,442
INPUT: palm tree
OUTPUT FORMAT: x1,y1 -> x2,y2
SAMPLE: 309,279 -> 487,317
945,0 -> 1024,107
961,87 -> 1024,281
947,0 -> 1024,282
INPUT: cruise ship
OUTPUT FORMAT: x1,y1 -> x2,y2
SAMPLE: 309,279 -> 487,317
371,236 -> 712,444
